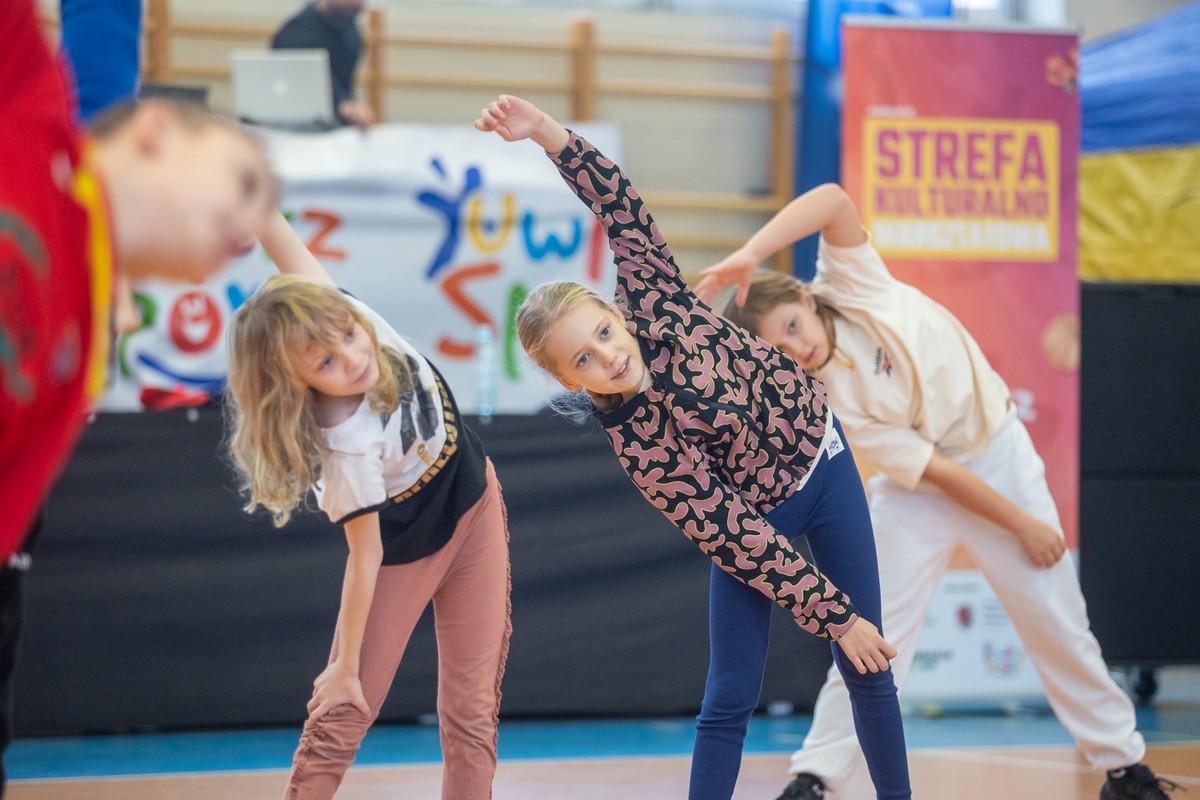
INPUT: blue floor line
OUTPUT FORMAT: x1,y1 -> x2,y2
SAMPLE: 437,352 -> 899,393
8,707 -> 1200,782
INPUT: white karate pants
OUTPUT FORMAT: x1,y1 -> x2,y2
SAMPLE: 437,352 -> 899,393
790,413 -> 1145,798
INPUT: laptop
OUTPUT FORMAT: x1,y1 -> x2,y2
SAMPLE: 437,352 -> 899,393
231,49 -> 336,130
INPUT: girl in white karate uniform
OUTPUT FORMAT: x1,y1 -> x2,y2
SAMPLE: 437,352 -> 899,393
696,183 -> 1176,800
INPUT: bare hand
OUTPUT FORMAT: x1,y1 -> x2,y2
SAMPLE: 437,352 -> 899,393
338,100 -> 375,131
694,248 -> 760,308
307,661 -> 371,720
1016,516 -> 1068,569
835,617 -> 897,675
473,95 -> 545,142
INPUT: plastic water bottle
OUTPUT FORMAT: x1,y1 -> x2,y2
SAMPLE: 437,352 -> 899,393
475,324 -> 496,425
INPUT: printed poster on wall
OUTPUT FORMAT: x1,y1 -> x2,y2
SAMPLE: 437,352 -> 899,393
103,123 -> 622,415
842,18 -> 1080,704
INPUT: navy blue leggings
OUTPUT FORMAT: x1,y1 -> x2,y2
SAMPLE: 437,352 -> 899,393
688,418 -> 911,800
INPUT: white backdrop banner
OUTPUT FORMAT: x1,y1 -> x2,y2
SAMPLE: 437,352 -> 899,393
104,122 -> 623,413
901,570 -> 1048,709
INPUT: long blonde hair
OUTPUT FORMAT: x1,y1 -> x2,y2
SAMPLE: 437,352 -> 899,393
718,270 -> 843,366
515,280 -> 626,414
226,275 -> 412,526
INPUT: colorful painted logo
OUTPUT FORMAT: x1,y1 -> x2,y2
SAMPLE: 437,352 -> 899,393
416,157 -> 607,381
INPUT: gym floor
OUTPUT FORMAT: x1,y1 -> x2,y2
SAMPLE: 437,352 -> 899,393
9,667 -> 1199,799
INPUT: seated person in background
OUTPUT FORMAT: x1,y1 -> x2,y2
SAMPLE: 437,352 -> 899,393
271,0 -> 376,130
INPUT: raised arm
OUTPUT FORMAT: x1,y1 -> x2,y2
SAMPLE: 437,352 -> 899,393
476,95 -> 693,332
696,184 -> 867,307
257,211 -> 335,286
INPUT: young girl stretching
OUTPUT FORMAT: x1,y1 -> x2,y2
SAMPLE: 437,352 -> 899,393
698,183 -> 1176,800
226,213 -> 512,800
475,95 -> 911,800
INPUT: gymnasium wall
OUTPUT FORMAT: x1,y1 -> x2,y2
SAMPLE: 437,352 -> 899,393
37,0 -> 807,275
1066,0 -> 1192,40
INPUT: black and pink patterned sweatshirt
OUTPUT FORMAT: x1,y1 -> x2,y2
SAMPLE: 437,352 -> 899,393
549,133 -> 859,640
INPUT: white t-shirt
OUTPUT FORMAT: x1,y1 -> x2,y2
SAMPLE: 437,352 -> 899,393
313,297 -> 451,524
810,235 -> 1011,490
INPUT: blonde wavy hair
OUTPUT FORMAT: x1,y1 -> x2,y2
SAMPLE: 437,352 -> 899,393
515,280 -> 627,415
717,270 -> 843,367
226,275 -> 412,526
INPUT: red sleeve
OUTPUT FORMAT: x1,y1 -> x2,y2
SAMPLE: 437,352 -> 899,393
0,0 -> 95,556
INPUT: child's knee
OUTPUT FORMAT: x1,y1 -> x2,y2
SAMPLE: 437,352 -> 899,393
303,705 -> 374,752
839,664 -> 899,697
698,681 -> 760,724
438,711 -> 499,753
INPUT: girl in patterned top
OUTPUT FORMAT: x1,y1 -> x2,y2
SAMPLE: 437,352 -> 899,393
225,213 -> 511,800
475,95 -> 911,800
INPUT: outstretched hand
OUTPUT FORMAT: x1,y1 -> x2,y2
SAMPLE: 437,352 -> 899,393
474,95 -> 546,142
694,248 -> 760,308
474,94 -> 570,154
835,617 -> 897,675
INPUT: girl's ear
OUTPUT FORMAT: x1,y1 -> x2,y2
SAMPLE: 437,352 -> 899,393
802,291 -> 817,311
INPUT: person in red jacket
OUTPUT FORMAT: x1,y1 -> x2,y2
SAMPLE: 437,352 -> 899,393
0,0 -> 277,559
0,1 -> 277,787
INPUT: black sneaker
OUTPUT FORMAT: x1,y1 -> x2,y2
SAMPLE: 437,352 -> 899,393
776,773 -> 826,800
1100,764 -> 1182,800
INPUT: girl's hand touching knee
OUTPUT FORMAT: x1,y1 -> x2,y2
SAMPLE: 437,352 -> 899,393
307,661 -> 371,720
474,94 -> 570,154
1015,516 -> 1068,569
835,617 -> 897,675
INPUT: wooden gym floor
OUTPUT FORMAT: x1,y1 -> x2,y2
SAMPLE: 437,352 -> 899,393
10,668 -> 1199,799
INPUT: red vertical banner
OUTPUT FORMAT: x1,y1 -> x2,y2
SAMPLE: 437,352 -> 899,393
843,20 -> 1081,547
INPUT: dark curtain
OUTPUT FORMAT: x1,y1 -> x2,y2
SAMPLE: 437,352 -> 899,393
14,410 -> 832,735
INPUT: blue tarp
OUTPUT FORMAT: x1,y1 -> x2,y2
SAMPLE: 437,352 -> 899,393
1079,0 -> 1200,154
59,0 -> 142,123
